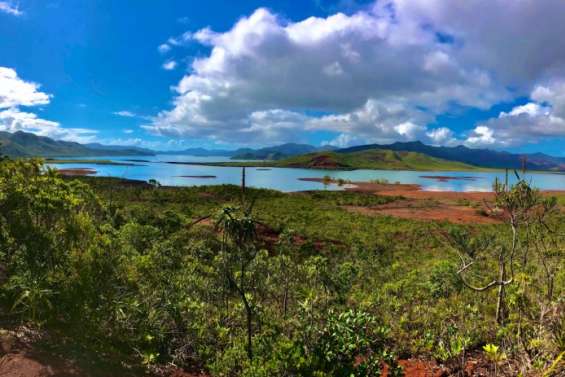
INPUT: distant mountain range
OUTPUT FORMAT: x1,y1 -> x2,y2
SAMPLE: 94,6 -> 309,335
84,142 -> 155,155
338,141 -> 565,172
230,143 -> 337,160
0,131 -> 154,157
158,143 -> 337,160
157,147 -> 234,157
1,131 -> 564,172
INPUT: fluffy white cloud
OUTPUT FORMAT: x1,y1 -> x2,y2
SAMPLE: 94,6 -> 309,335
323,133 -> 360,148
464,81 -> 565,147
465,126 -> 497,147
159,31 -> 194,52
388,0 -> 565,87
92,137 -> 188,150
113,110 -> 136,118
146,1 -> 565,147
162,60 -> 177,70
501,103 -> 549,118
0,108 -> 59,132
426,127 -> 456,146
158,44 -> 171,54
531,81 -> 565,119
0,67 -> 96,142
0,1 -> 22,16
307,99 -> 431,143
0,108 -> 97,143
113,110 -> 151,121
0,68 -> 50,109
147,6 -> 508,144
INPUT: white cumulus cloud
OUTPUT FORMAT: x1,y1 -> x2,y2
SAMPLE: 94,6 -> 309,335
0,67 -> 50,109
162,60 -> 177,70
144,1 -> 565,148
113,110 -> 136,118
0,1 -> 22,16
465,126 -> 497,147
467,81 -> 565,147
147,6 -> 508,145
158,43 -> 171,54
0,67 -> 96,142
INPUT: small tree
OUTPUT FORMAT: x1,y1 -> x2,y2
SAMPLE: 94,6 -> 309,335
446,173 -> 556,324
215,205 -> 258,360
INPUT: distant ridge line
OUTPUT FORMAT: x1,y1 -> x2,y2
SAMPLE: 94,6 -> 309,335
337,141 -> 565,172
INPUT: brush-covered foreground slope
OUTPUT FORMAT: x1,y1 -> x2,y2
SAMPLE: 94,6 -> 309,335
1,157 -> 563,376
274,149 -> 479,170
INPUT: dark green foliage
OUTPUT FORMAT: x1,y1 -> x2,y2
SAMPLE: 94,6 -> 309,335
300,309 -> 402,376
426,260 -> 464,298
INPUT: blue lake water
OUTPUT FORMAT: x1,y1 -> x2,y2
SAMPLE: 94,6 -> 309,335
47,155 -> 565,192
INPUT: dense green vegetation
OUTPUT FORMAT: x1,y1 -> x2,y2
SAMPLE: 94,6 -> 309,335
0,158 -> 563,376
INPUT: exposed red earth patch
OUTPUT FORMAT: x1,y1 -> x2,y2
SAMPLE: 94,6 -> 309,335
189,215 -> 342,252
0,353 -> 84,377
343,201 -> 501,225
383,359 -> 446,377
0,327 -> 212,377
289,154 -> 349,169
0,327 -> 138,377
419,175 -> 479,182
301,177 -> 564,203
300,177 -> 565,224
299,178 -> 422,193
56,168 -> 97,176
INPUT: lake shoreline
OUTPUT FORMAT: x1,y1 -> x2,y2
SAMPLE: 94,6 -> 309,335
48,156 -> 565,192
299,177 -> 565,200
162,160 -> 492,172
46,156 -> 565,174
47,158 -> 141,166
53,173 -> 565,201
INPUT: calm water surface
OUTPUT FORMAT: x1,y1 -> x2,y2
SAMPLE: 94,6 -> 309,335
48,155 -> 565,192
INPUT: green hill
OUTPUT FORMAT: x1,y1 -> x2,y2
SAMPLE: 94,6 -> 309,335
274,150 -> 479,170
339,141 -> 565,171
191,149 -> 481,171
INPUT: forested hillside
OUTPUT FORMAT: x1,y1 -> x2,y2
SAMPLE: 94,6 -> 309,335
0,131 -> 153,157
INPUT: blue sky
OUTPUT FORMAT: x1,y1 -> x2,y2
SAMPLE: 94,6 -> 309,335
1,0 -> 565,155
